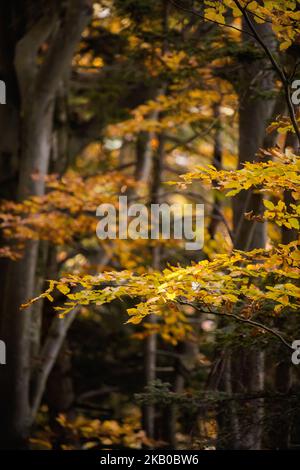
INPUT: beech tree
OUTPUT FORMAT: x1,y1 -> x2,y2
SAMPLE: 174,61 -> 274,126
0,0 -> 300,450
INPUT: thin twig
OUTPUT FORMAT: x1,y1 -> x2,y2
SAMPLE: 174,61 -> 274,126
179,300 -> 293,351
170,0 -> 256,38
233,0 -> 300,147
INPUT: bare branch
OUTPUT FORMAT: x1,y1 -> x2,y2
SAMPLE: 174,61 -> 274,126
170,0 -> 256,38
233,0 -> 300,147
179,300 -> 293,351
30,307 -> 79,421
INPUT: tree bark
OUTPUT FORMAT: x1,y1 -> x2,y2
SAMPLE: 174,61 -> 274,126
230,20 -> 276,450
0,0 -> 92,448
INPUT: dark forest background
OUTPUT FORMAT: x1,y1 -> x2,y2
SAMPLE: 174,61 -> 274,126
0,0 -> 300,450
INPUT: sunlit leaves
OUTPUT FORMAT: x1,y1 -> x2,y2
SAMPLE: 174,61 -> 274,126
107,90 -> 220,138
0,172 -> 137,246
22,241 -> 300,335
178,150 -> 300,200
203,0 -> 300,49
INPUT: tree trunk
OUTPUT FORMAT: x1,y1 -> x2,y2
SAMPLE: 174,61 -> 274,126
230,20 -> 276,450
0,1 -> 91,448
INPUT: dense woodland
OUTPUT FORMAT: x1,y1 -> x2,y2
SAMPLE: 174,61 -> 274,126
0,0 -> 300,450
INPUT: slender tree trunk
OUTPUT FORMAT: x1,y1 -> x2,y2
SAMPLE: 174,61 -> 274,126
230,21 -> 276,450
268,131 -> 298,449
208,104 -> 222,239
144,4 -> 170,439
143,133 -> 165,439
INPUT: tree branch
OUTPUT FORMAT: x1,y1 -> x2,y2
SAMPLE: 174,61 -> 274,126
233,0 -> 300,147
170,0 -> 256,38
30,306 -> 80,422
179,300 -> 293,351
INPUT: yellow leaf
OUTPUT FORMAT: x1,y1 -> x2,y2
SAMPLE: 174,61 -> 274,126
263,199 -> 275,210
288,218 -> 299,229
